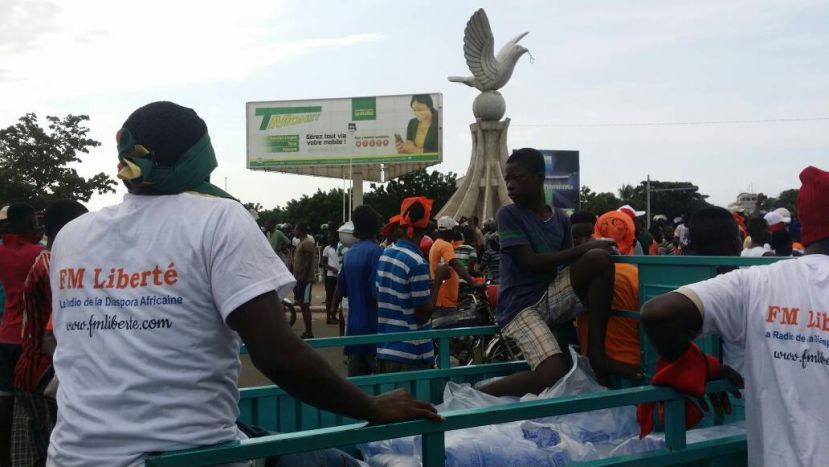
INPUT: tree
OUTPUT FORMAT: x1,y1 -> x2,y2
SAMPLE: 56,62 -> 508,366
0,113 -> 116,208
618,180 -> 709,221
280,188 -> 346,233
579,186 -> 622,216
363,169 -> 458,219
251,169 -> 457,233
771,189 -> 799,217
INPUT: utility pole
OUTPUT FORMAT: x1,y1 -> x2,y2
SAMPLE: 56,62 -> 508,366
646,175 -> 651,230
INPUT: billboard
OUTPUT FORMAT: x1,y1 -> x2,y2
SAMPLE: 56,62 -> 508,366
246,94 -> 442,169
540,150 -> 580,212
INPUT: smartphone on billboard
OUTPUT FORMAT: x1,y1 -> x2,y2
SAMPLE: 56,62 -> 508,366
394,133 -> 403,143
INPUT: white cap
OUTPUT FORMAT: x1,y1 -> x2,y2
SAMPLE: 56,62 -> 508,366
764,211 -> 785,226
774,207 -> 791,224
0,206 -> 7,221
618,204 -> 645,217
337,221 -> 354,233
337,221 -> 357,247
436,216 -> 458,230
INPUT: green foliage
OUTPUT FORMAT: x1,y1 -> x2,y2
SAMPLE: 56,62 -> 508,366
579,181 -> 711,221
255,188 -> 345,234
252,169 -> 457,234
579,186 -> 622,216
363,169 -> 458,219
770,188 -> 799,217
0,113 -> 116,209
618,180 -> 709,221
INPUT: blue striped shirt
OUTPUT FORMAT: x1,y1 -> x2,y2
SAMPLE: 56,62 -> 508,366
375,239 -> 433,364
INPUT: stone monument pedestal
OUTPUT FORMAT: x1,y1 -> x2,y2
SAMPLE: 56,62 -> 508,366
437,117 -> 513,221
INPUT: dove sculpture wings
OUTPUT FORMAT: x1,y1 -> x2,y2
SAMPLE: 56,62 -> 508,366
448,9 -> 529,92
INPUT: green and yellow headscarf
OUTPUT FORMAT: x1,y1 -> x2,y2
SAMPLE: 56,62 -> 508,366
116,127 -> 235,200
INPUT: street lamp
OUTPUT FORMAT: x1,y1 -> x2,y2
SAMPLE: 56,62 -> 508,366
645,175 -> 699,229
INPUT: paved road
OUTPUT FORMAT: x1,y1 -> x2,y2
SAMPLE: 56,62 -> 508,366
239,281 -> 348,387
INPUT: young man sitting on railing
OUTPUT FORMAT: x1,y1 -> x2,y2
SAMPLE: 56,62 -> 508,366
479,148 -> 643,397
641,165 -> 829,466
46,102 -> 442,467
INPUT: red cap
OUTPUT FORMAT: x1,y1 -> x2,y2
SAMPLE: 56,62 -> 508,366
797,166 -> 829,246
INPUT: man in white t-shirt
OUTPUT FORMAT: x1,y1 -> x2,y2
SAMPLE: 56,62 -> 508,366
47,102 -> 440,467
321,232 -> 340,324
641,165 -> 829,466
741,217 -> 772,257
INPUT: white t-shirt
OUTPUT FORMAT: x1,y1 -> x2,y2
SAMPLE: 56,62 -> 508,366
674,224 -> 689,245
683,255 -> 829,466
323,245 -> 339,278
48,193 -> 295,467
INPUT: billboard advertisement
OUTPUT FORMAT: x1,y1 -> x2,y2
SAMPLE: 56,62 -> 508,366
540,150 -> 580,212
246,93 -> 442,169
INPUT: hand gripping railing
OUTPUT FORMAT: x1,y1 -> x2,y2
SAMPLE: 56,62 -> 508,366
146,380 -> 742,467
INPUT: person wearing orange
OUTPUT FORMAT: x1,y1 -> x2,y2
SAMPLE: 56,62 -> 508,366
572,211 -> 641,369
428,217 -> 482,319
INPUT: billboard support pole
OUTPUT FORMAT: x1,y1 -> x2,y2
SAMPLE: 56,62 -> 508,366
352,171 -> 363,210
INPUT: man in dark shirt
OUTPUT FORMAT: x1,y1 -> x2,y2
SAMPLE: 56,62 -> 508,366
292,223 -> 316,338
480,149 -> 642,397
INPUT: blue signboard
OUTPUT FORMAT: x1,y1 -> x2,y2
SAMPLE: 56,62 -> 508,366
540,150 -> 579,212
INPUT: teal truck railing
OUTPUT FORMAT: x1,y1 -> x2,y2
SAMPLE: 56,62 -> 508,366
147,255 -> 783,466
241,325 -> 502,370
146,380 -> 743,466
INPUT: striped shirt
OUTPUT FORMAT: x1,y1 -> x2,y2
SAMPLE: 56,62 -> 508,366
375,239 -> 433,364
15,250 -> 52,392
453,243 -> 477,269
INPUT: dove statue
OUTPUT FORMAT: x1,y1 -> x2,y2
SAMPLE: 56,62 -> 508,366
448,9 -> 529,92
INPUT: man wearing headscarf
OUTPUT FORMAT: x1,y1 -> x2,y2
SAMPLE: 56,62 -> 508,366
375,197 -> 450,373
641,166 -> 829,465
47,102 -> 440,466
575,211 -> 641,371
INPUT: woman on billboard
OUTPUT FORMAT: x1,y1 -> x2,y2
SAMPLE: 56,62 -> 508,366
395,94 -> 438,154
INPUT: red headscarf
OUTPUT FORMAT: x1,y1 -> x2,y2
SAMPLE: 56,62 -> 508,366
382,214 -> 402,240
399,197 -> 433,238
594,211 -> 635,255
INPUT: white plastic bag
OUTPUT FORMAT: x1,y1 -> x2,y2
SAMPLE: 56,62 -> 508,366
359,347 -> 636,466
522,347 -> 639,446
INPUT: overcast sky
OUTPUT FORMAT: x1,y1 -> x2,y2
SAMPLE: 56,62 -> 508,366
2,0 -> 827,214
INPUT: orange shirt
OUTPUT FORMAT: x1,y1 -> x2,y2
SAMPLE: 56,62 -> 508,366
577,263 -> 640,366
429,238 -> 459,308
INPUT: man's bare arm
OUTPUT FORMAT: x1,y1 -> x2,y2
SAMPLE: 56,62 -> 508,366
640,292 -> 703,361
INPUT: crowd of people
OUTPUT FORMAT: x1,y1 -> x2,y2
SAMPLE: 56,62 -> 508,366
0,102 -> 825,465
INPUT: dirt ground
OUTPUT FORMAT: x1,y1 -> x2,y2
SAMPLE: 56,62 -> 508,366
238,281 -> 347,387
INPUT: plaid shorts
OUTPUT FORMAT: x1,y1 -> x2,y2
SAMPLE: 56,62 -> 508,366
11,392 -> 57,467
502,267 -> 583,370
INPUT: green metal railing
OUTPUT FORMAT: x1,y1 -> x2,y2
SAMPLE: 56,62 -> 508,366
146,380 -> 741,466
240,325 -> 502,369
149,255 -> 784,466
